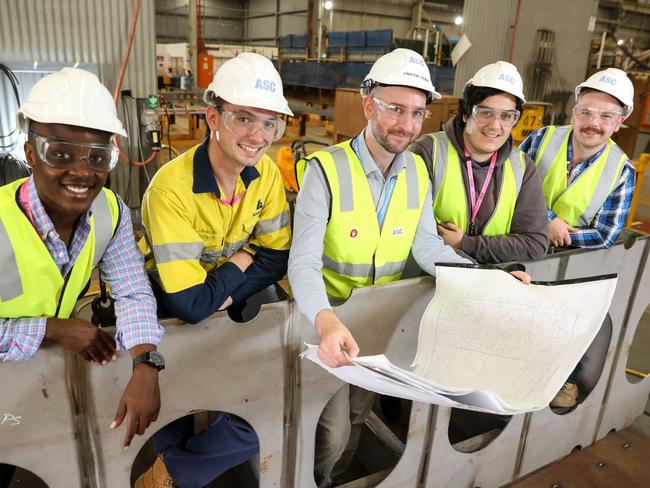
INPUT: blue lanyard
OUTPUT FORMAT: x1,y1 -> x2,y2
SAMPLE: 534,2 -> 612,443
351,135 -> 397,228
377,176 -> 397,227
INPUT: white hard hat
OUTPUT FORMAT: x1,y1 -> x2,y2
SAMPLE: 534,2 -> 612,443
361,48 -> 441,103
465,61 -> 526,104
203,52 -> 293,116
575,68 -> 634,116
16,67 -> 126,137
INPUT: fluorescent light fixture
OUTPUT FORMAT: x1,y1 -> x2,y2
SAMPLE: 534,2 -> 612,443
324,1 -> 333,10
454,16 -> 463,25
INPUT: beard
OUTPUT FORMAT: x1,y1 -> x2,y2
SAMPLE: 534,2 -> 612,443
370,113 -> 417,154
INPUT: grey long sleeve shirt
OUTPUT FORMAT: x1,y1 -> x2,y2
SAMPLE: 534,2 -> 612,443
288,130 -> 470,325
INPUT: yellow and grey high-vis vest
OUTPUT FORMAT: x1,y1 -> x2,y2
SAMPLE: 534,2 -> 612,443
296,140 -> 429,300
428,132 -> 525,236
534,125 -> 627,226
0,178 -> 120,319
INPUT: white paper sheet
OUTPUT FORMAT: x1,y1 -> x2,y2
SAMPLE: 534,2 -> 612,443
301,266 -> 617,414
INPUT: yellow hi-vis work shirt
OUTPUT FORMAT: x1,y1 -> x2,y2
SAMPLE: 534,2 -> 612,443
139,140 -> 291,294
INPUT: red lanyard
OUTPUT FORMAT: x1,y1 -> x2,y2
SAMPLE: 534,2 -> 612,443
464,149 -> 497,235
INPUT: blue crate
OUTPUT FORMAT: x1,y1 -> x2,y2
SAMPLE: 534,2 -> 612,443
328,31 -> 347,47
292,34 -> 309,48
279,35 -> 292,48
430,66 -> 455,94
347,31 -> 366,47
366,29 -> 392,47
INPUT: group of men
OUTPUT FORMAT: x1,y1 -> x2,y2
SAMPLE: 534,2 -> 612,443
0,46 -> 635,488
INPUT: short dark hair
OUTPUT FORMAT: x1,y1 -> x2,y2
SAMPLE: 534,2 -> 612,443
458,85 -> 525,127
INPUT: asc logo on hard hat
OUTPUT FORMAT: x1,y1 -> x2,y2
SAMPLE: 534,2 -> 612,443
409,56 -> 425,66
498,73 -> 516,84
255,79 -> 276,92
598,75 -> 618,86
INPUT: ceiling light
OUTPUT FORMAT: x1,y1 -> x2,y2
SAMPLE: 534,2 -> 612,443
454,16 -> 463,26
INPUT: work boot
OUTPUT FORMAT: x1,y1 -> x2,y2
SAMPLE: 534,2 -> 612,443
550,382 -> 578,408
134,453 -> 177,488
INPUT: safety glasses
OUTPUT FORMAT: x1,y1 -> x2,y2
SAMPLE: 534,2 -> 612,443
218,109 -> 286,142
371,96 -> 431,123
470,105 -> 521,128
29,131 -> 119,172
573,105 -> 624,127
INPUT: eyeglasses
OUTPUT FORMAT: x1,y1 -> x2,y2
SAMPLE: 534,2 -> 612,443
371,97 -> 431,122
218,108 -> 286,142
28,131 -> 119,172
470,105 -> 521,128
573,105 -> 624,126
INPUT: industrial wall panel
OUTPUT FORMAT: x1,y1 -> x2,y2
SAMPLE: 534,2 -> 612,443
0,0 -> 157,202
453,0 -> 516,95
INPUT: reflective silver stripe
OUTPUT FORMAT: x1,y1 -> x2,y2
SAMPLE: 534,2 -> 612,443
200,249 -> 223,264
90,191 -> 113,267
509,148 -> 525,195
0,220 -> 22,301
403,152 -> 420,209
153,241 -> 203,264
322,255 -> 372,278
430,133 -> 449,203
324,146 -> 355,212
254,210 -> 290,236
375,260 -> 407,280
536,125 -> 569,179
222,238 -> 248,258
581,144 -> 626,225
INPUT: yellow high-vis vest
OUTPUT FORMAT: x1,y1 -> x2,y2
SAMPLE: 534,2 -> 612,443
534,125 -> 627,226
0,178 -> 120,319
428,132 -> 525,236
297,140 -> 429,300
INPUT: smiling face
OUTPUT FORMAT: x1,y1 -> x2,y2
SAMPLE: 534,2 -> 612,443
571,90 -> 625,153
24,122 -> 110,222
363,85 -> 427,154
206,102 -> 277,169
462,93 -> 517,160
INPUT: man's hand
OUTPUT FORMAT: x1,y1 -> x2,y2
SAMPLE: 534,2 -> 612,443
45,318 -> 116,364
229,250 -> 254,273
437,222 -> 464,249
548,217 -> 577,247
510,270 -> 531,284
314,309 -> 360,368
111,352 -> 161,450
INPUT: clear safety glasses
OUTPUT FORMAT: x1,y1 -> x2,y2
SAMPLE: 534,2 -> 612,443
470,105 -> 521,128
573,105 -> 624,127
371,97 -> 431,123
29,131 -> 119,172
218,109 -> 286,142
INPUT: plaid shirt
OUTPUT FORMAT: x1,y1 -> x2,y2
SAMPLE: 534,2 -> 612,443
520,127 -> 636,249
0,177 -> 163,361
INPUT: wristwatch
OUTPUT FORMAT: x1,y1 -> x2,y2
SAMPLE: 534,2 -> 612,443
133,350 -> 165,371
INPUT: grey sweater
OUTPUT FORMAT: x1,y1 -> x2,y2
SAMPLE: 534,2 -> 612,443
410,117 -> 549,264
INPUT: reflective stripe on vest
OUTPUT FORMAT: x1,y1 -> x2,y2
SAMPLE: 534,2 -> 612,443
429,132 -> 525,236
535,125 -> 627,226
303,140 -> 428,300
0,178 -> 119,318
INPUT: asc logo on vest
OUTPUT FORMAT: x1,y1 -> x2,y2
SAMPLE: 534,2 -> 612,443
255,79 -> 276,92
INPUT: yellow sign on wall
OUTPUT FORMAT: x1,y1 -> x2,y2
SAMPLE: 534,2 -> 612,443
512,105 -> 545,145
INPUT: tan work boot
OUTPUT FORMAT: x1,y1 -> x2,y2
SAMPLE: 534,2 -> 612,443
550,382 -> 578,408
134,453 -> 177,488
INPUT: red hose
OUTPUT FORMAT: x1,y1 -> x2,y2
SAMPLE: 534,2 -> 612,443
113,0 -> 157,167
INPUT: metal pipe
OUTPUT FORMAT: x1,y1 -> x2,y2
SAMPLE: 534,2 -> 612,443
597,31 -> 607,69
508,0 -> 522,63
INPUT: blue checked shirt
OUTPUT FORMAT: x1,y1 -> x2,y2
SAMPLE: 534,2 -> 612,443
0,177 -> 164,361
520,127 -> 636,249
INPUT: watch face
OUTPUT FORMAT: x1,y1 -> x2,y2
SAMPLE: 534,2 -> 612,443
149,351 -> 165,368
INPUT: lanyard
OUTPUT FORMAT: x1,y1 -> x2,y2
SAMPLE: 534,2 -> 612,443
464,149 -> 497,235
377,176 -> 397,227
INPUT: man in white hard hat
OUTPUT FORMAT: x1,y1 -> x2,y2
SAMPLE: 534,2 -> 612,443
411,61 -> 548,264
290,48 -> 492,487
521,68 -> 636,407
135,53 -> 292,488
0,68 -> 165,449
